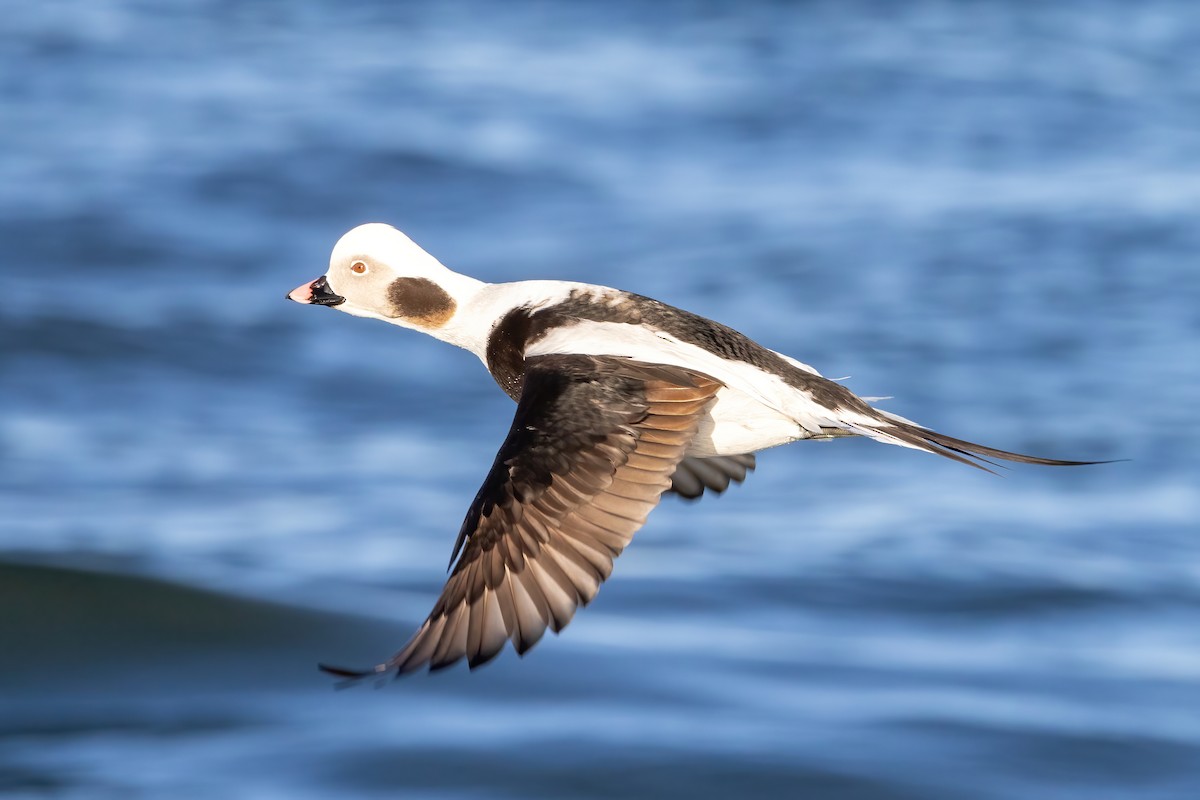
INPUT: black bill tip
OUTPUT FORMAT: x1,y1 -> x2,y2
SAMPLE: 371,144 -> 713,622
309,276 -> 345,306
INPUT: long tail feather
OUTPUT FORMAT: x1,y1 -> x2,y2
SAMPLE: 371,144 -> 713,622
861,421 -> 1112,473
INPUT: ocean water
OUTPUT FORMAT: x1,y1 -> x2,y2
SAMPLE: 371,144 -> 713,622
2,1 -> 1199,798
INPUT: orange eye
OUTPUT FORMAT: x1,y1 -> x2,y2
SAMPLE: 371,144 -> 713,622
350,261 -> 368,275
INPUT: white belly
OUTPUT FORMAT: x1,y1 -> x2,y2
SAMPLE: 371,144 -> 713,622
688,386 -> 802,457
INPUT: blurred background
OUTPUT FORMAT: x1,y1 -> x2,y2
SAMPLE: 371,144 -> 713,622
2,1 -> 1198,798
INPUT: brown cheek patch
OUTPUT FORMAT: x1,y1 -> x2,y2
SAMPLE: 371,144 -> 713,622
387,277 -> 457,327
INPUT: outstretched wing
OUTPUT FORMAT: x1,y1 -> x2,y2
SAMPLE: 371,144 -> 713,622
323,354 -> 722,678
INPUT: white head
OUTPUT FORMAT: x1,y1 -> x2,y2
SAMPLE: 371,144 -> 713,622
287,223 -> 485,341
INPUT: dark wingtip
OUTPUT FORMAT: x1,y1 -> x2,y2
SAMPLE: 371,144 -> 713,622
319,662 -> 398,689
467,650 -> 504,670
318,662 -> 374,679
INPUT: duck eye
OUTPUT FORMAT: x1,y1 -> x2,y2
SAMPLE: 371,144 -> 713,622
350,261 -> 368,275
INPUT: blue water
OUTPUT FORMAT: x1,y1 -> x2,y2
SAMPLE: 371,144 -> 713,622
3,2 -> 1199,797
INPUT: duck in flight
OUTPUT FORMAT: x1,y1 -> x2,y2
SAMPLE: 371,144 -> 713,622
288,223 -> 1098,678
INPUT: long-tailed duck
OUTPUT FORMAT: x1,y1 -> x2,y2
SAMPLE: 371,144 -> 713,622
288,223 -> 1098,678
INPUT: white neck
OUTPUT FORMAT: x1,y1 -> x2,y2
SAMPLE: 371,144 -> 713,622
416,271 -> 492,354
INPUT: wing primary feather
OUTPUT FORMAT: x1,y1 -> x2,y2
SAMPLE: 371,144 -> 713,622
472,588 -> 509,667
509,572 -> 549,653
525,557 -> 577,632
466,588 -> 487,662
430,603 -> 469,669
